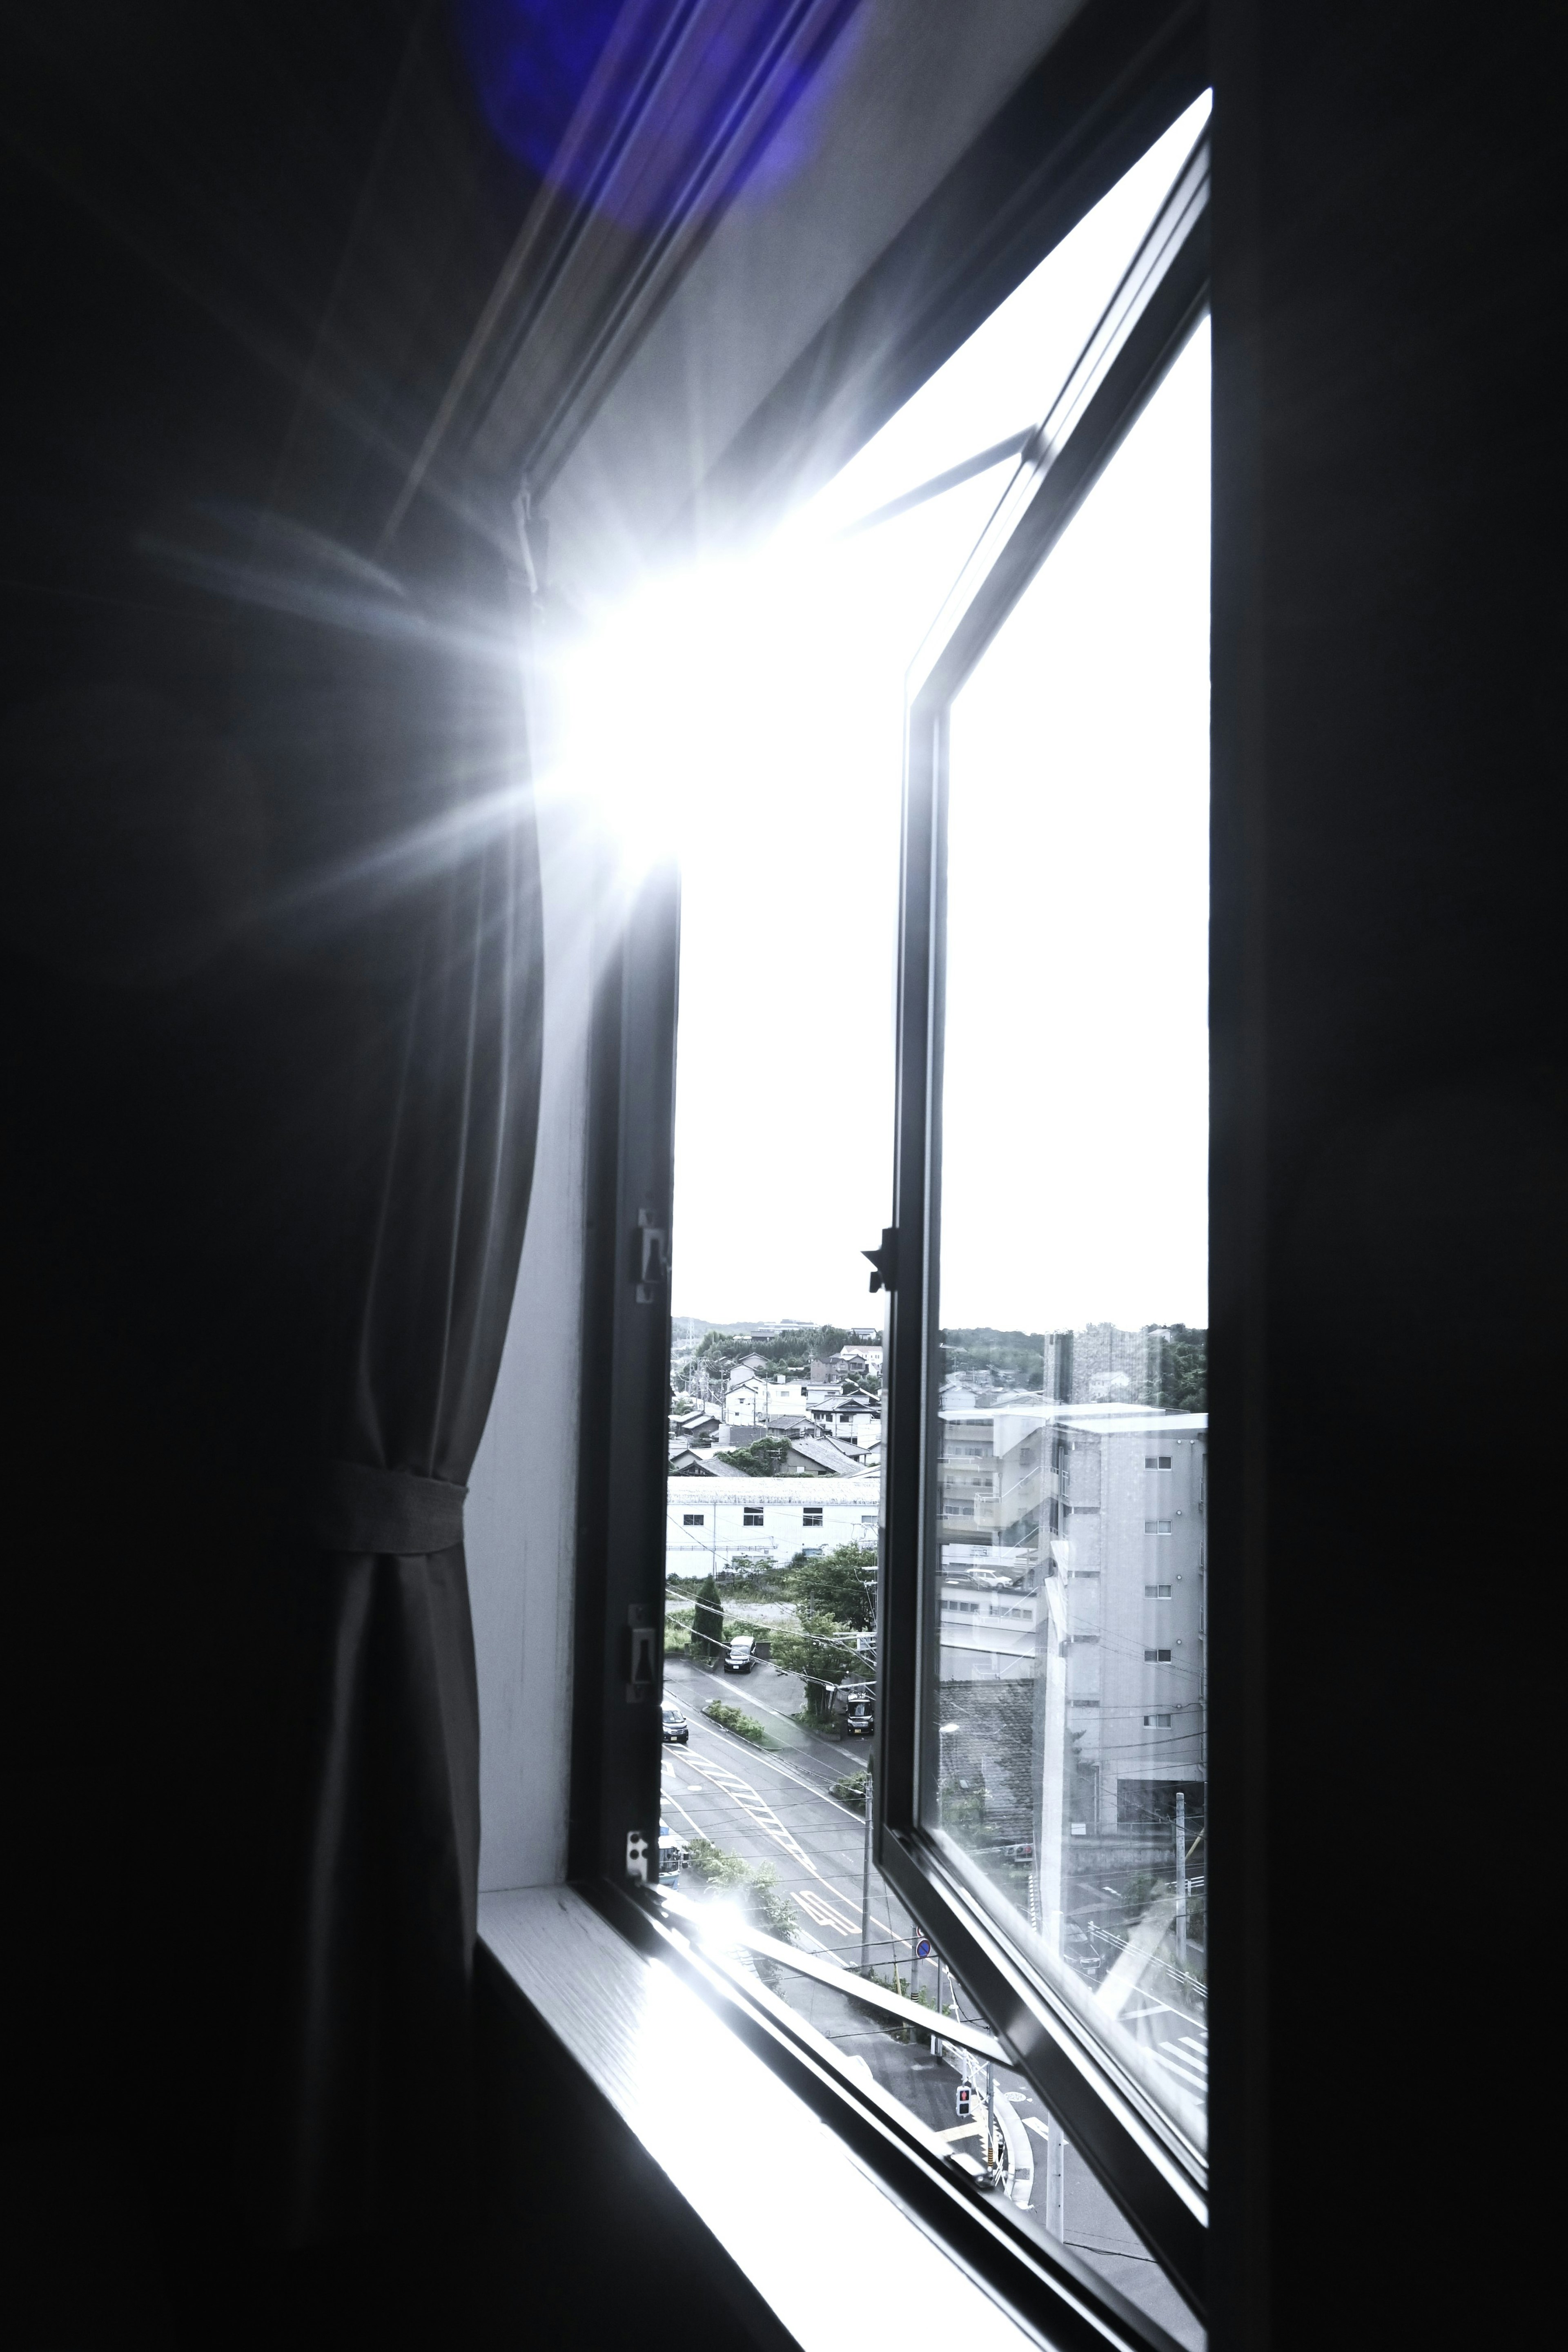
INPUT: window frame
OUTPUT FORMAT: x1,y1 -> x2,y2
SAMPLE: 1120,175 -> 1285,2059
562,18 -> 1215,2345
875,134 -> 1212,2312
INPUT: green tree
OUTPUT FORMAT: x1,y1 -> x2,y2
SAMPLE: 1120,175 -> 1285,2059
794,1542 -> 877,1629
717,1435 -> 793,1475
771,1610 -> 865,1719
693,1574 -> 723,1662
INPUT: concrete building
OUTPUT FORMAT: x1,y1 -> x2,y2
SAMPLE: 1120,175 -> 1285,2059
933,1402 -> 1207,1838
666,1477 -> 880,1582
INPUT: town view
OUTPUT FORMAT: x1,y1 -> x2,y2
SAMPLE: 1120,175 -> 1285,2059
659,1313 -> 1207,2347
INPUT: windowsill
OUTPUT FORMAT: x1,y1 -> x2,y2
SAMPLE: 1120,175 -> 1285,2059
478,1886 -> 1148,2352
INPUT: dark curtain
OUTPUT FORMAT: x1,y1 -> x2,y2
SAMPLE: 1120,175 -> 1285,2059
1,0 -> 552,2308
0,487 -> 543,2256
227,512 -> 545,2246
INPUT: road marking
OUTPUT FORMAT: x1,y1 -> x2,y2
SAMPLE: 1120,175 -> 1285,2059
662,1795 -> 708,1841
682,1712 -> 868,1819
1151,2050 -> 1206,2086
794,1887 -> 859,1935
938,2122 -> 985,2144
683,1750 -> 814,1868
679,1748 -> 901,1933
1177,2036 -> 1209,2061
1118,2002 -> 1171,2022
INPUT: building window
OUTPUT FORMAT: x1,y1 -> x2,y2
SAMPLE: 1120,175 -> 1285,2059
1144,1518 -> 1173,1534
1145,1454 -> 1173,1469
803,1506 -> 823,1527
1143,1714 -> 1172,1728
683,1513 -> 704,1527
1145,1583 -> 1172,1598
1145,1648 -> 1173,1663
743,1507 -> 763,1528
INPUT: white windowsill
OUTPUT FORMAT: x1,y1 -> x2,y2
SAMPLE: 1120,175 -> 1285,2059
479,1886 -> 1040,2352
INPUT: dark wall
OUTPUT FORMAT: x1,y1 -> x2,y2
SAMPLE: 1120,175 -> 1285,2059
1208,5 -> 1561,2348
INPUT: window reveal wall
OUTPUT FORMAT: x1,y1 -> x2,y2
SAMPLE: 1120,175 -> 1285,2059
466,784 -> 594,1895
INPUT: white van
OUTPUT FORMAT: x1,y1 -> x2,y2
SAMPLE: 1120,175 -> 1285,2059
722,1635 -> 755,1673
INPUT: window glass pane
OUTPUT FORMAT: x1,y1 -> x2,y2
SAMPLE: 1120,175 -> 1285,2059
658,1870 -> 1202,2350
806,93 -> 1210,534
923,321 -> 1211,2156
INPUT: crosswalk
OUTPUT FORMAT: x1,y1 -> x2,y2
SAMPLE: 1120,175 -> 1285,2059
1149,2032 -> 1208,2093
671,1744 -> 899,1936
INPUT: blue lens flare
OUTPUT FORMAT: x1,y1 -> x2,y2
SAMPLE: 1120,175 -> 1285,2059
457,0 -> 622,181
456,0 -> 862,225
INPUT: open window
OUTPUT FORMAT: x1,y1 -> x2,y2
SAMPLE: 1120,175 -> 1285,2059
878,123 -> 1211,2301
626,97 -> 1211,2350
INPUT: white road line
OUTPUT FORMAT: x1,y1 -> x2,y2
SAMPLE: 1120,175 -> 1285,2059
683,1750 -> 814,1868
794,1888 -> 860,1936
1152,2052 -> 1206,2086
1177,2036 -> 1209,2058
684,1716 -> 868,1820
681,1749 -> 901,1934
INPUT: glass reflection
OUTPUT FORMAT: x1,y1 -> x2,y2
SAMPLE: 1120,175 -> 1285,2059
924,323 -> 1211,2155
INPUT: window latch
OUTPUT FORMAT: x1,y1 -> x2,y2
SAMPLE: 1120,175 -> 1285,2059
863,1227 -> 898,1294
626,1603 -> 657,1701
636,1208 -> 670,1304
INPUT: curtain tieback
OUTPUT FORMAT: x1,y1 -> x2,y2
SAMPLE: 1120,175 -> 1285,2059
311,1459 -> 468,1555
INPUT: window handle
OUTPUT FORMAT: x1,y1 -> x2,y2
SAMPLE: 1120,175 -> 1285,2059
636,1208 -> 669,1303
863,1227 -> 898,1293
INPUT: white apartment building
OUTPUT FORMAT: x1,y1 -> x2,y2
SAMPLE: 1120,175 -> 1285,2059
935,1402 -> 1206,1834
666,1477 -> 880,1581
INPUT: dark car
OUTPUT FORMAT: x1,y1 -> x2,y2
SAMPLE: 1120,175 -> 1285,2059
661,1700 -> 690,1743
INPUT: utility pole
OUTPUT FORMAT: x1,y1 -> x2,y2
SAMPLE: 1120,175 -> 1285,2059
1175,1788 -> 1188,1966
1045,2113 -> 1066,2238
859,1774 -> 873,1974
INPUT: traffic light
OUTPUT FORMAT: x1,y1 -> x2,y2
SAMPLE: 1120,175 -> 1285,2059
956,2083 -> 973,2122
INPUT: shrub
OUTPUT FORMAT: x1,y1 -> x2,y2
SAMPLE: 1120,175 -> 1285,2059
703,1699 -> 776,1749
685,1834 -> 753,1890
682,1836 -> 797,1942
831,1769 -> 871,1811
748,1863 -> 797,1942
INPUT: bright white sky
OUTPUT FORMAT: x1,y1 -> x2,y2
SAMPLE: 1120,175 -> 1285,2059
560,97 -> 1211,1333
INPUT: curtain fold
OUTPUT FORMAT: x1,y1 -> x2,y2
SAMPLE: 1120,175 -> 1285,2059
234,509 -> 544,2245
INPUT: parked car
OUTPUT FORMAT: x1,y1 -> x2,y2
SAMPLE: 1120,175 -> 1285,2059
661,1700 -> 689,1743
837,1684 -> 874,1737
722,1636 -> 755,1673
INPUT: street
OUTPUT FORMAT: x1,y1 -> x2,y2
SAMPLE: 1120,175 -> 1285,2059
662,1650 -> 1205,2349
